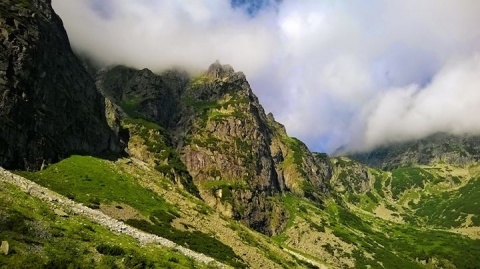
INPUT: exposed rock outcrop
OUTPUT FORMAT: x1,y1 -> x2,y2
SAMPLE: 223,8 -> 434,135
96,65 -> 190,129
175,61 -> 331,235
0,0 -> 119,170
0,240 -> 8,255
330,157 -> 371,194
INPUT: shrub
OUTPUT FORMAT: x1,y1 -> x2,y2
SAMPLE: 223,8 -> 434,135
168,257 -> 179,263
96,244 -> 126,256
124,250 -> 154,269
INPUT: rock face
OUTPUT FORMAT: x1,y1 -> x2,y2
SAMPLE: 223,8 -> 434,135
351,133 -> 480,170
96,61 -> 332,235
96,65 -> 189,129
330,157 -> 371,195
175,62 -> 333,234
0,0 -> 119,170
0,0 -> 331,234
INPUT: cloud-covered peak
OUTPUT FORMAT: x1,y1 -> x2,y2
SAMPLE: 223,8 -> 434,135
52,0 -> 480,153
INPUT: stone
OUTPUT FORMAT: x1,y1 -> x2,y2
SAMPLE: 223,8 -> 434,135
1,241 -> 9,255
54,208 -> 69,218
215,189 -> 223,198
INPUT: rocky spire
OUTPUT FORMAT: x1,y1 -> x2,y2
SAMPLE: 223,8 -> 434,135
206,60 -> 235,78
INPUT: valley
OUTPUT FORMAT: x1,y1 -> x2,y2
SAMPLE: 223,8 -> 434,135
1,1 -> 480,268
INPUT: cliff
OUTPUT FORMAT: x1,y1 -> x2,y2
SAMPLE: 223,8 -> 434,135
0,0 -> 119,170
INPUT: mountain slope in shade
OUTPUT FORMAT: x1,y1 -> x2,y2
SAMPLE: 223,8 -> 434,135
0,0 -> 120,170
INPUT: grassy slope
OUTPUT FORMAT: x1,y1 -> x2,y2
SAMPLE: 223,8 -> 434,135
334,157 -> 480,228
12,155 -> 480,268
6,156 -> 480,268
16,155 -> 245,268
0,182 -> 207,269
273,193 -> 480,269
380,164 -> 480,228
15,155 -> 310,268
308,157 -> 480,268
9,152 -> 480,268
17,155 -> 174,215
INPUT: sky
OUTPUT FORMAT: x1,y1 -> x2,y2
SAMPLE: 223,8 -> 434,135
52,0 -> 480,154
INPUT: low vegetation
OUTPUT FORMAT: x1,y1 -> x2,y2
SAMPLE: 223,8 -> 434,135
390,167 -> 435,199
122,118 -> 200,197
277,193 -> 480,269
126,210 -> 246,268
16,155 -> 175,215
414,177 -> 480,227
0,182 -> 206,269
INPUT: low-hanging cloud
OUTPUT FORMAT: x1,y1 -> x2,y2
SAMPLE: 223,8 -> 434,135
53,0 -> 279,74
360,54 -> 480,151
52,0 -> 480,153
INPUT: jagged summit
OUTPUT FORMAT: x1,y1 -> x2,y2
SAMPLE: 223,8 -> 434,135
206,60 -> 236,78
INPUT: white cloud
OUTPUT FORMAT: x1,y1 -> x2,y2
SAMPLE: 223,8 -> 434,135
360,54 -> 480,150
53,0 -> 279,74
52,0 -> 480,153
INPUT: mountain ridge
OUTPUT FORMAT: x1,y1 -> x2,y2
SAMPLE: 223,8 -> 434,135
350,132 -> 480,170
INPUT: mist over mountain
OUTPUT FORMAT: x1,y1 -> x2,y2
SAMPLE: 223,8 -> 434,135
52,0 -> 480,153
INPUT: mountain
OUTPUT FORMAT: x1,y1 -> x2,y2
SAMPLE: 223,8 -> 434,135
2,1 -> 480,268
351,133 -> 480,170
94,61 -> 331,235
0,0 -> 120,170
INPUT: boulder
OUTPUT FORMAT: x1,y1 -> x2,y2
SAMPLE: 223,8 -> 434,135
1,241 -> 9,255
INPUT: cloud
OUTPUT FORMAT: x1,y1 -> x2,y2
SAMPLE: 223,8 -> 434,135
360,54 -> 480,150
53,0 -> 279,74
52,0 -> 480,153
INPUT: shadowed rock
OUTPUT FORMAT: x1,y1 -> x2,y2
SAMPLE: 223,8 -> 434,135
0,0 -> 120,170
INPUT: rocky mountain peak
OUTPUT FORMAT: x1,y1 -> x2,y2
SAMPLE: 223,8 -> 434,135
206,60 -> 236,78
94,61 -> 332,235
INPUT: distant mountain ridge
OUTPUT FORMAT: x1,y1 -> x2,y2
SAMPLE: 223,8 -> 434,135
350,133 -> 480,170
